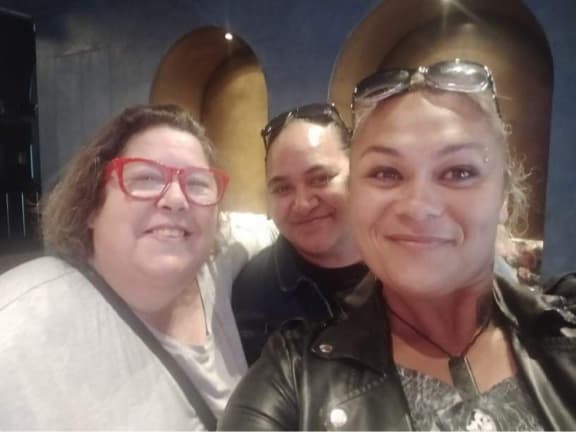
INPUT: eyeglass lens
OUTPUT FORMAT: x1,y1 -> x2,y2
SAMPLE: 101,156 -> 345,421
427,62 -> 489,92
122,160 -> 220,205
355,61 -> 492,103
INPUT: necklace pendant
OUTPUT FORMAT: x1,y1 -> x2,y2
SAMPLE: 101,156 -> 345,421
448,356 -> 479,399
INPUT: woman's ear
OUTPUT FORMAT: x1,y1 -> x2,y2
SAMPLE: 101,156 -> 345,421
499,199 -> 509,225
87,208 -> 98,229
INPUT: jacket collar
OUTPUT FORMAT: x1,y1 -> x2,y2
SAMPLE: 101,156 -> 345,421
494,275 -> 576,336
310,275 -> 576,375
273,236 -> 317,293
311,276 -> 392,374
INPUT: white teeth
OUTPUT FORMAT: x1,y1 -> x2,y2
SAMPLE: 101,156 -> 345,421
150,228 -> 187,238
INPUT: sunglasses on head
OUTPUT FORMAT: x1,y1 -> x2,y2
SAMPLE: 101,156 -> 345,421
261,103 -> 348,153
352,59 -> 502,121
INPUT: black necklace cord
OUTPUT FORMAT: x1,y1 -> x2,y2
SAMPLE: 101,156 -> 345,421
388,306 -> 491,358
388,305 -> 492,399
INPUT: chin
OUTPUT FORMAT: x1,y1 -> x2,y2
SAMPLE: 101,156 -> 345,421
296,239 -> 334,256
140,255 -> 201,279
377,266 -> 458,298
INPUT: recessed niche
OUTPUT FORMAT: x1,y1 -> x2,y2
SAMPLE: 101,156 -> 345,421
330,0 -> 552,241
151,26 -> 268,213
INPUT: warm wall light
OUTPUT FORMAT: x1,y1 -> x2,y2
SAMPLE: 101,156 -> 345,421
224,32 -> 234,41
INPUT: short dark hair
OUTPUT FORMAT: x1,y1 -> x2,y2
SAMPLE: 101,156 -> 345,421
262,103 -> 351,160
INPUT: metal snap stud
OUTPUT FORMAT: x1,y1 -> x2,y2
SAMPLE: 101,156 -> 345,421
328,408 -> 348,428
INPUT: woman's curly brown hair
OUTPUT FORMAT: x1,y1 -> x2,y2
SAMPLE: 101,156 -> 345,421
42,104 -> 216,262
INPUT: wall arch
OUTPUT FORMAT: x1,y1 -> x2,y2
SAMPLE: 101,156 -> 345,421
151,26 -> 268,213
330,0 -> 552,240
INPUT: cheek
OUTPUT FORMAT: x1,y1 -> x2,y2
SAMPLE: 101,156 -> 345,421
93,194 -> 125,231
350,177 -> 388,210
267,196 -> 289,220
95,192 -> 149,241
200,207 -> 219,231
448,192 -> 503,240
324,184 -> 349,207
349,183 -> 388,236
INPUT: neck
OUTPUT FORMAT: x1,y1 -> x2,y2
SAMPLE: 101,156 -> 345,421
90,258 -> 206,345
296,235 -> 362,268
137,280 -> 207,345
385,281 -> 493,356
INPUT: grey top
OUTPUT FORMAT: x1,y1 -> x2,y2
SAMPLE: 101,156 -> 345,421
0,212 -> 275,430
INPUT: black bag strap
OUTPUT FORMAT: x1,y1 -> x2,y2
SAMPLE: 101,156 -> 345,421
76,261 -> 218,430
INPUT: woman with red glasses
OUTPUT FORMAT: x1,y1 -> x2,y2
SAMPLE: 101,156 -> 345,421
0,104 -> 273,429
221,60 -> 576,430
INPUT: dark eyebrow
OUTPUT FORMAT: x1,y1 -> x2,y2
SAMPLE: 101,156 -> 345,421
359,142 -> 485,158
267,175 -> 288,188
267,164 -> 334,187
304,165 -> 334,176
359,145 -> 400,158
436,142 -> 486,157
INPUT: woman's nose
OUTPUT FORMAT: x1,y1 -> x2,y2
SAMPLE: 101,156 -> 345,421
394,179 -> 443,222
156,177 -> 190,211
292,187 -> 319,214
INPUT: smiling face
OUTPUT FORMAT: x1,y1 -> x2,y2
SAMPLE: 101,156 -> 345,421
90,125 -> 219,312
266,120 -> 354,266
350,90 -> 507,299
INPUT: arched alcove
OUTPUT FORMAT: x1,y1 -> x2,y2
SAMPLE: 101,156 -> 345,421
151,27 -> 268,213
330,0 -> 552,240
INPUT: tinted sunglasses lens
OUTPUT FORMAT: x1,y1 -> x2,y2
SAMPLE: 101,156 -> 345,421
427,61 -> 490,92
297,103 -> 334,118
262,112 -> 290,147
263,104 -> 339,149
355,69 -> 411,102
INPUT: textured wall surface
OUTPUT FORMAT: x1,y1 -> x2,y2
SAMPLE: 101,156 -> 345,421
0,0 -> 573,276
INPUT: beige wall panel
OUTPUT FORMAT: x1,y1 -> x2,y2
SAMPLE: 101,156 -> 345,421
330,0 -> 551,239
381,17 -> 551,238
203,55 -> 268,213
151,27 -> 247,120
150,28 -> 268,213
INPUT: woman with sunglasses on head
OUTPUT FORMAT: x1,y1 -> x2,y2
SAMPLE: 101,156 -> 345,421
0,104 -> 274,430
233,103 -> 370,366
221,59 -> 576,431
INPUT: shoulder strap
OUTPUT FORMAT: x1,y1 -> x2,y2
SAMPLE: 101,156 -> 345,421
76,262 -> 218,430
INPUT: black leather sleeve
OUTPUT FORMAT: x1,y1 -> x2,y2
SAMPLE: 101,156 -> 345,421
219,327 -> 302,430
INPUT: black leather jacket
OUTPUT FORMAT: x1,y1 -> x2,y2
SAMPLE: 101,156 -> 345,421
221,275 -> 576,431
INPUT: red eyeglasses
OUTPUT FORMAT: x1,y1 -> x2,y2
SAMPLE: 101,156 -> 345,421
104,157 -> 229,206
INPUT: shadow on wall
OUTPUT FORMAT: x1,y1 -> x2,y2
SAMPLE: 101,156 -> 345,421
150,26 -> 268,213
330,0 -> 552,241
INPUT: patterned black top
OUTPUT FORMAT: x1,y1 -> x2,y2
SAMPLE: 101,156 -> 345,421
396,365 -> 545,431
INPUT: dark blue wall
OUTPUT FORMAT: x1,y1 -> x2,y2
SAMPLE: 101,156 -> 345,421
26,0 -> 378,190
521,0 -> 576,277
0,0 -> 574,277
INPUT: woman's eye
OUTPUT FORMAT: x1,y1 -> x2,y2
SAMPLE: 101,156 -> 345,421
368,167 -> 402,183
270,184 -> 292,195
139,174 -> 162,182
309,173 -> 332,187
126,172 -> 163,185
441,166 -> 478,181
